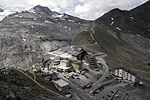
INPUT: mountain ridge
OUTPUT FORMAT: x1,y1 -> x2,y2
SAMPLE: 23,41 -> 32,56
73,2 -> 150,95
74,0 -> 150,58
92,0 -> 150,55
0,5 -> 89,69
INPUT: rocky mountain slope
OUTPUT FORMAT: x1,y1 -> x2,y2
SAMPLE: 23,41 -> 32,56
73,1 -> 150,67
91,1 -> 150,66
0,5 -> 89,69
94,1 -> 150,54
73,1 -> 150,98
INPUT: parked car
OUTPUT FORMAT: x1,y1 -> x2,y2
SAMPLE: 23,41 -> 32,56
94,86 -> 104,94
95,88 -> 102,93
82,83 -> 92,89
107,94 -> 111,97
86,84 -> 92,88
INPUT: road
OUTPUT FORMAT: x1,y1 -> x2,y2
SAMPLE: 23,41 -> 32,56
58,56 -> 109,100
42,24 -> 110,100
89,26 -> 98,45
82,23 -> 109,92
70,24 -> 110,99
88,57 -> 109,92
59,73 -> 93,100
94,83 -> 127,100
83,60 -> 102,75
16,68 -> 65,99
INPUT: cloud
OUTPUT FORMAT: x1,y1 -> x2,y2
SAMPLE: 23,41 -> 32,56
0,0 -> 148,20
71,0 -> 149,20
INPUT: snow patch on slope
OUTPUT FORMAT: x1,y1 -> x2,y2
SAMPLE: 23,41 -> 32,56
0,7 -> 14,21
28,8 -> 36,13
111,17 -> 114,20
52,13 -> 63,18
116,27 -> 121,31
110,22 -> 114,25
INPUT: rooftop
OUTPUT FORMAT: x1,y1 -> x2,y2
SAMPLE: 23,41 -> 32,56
61,60 -> 69,63
114,68 -> 136,76
53,79 -> 69,87
34,58 -> 44,63
58,66 -> 70,70
72,51 -> 82,57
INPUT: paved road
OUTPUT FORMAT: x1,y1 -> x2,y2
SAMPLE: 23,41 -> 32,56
58,57 -> 109,100
83,60 -> 102,75
95,83 -> 127,100
87,57 -> 109,92
59,73 -> 94,100
71,25 -> 110,99
80,24 -> 109,93
42,24 -> 110,100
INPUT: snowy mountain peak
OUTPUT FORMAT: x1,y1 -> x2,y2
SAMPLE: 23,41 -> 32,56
34,5 -> 49,9
29,5 -> 53,16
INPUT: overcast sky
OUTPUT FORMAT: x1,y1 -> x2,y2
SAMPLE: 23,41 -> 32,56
0,0 -> 148,20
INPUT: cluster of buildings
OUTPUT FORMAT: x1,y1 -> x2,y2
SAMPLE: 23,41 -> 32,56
49,57 -> 83,73
31,47 -> 101,97
42,71 -> 71,95
32,48 -> 99,73
113,68 -> 136,84
29,46 -> 140,99
72,48 -> 88,60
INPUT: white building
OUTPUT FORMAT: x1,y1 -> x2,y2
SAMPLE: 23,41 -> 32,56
113,68 -> 136,83
114,70 -> 118,76
57,66 -> 71,72
60,60 -> 70,67
123,71 -> 128,80
52,79 -> 70,92
131,75 -> 136,82
118,69 -> 123,77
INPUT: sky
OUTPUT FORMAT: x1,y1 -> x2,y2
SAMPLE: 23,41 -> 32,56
0,0 -> 149,20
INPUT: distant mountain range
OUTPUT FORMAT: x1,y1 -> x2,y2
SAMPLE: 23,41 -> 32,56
0,5 -> 89,69
0,5 -> 89,52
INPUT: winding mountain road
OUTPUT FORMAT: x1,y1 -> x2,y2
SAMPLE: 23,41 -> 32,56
90,26 -> 98,45
16,68 -> 65,99
88,57 -> 109,91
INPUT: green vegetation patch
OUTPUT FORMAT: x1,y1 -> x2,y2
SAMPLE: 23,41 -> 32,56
0,68 -> 62,100
72,31 -> 95,46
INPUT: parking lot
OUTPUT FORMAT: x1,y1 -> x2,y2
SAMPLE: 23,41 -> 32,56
67,72 -> 96,89
95,88 -> 143,100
